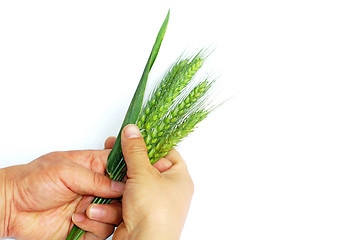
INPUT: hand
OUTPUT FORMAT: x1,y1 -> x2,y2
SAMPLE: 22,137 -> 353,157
112,124 -> 194,240
0,149 -> 124,240
0,135 -> 181,240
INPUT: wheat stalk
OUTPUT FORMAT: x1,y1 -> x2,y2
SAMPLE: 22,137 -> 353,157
66,10 -> 217,240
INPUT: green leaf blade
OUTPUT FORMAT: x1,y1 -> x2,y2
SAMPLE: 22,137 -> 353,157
106,10 -> 170,176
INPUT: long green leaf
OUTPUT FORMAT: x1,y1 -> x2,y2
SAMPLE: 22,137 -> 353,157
65,10 -> 170,240
107,10 -> 170,177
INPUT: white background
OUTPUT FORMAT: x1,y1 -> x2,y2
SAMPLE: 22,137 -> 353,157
1,1 -> 353,240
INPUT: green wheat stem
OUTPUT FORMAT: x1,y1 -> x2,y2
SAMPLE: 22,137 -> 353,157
66,9 -> 219,240
65,10 -> 169,240
66,170 -> 126,240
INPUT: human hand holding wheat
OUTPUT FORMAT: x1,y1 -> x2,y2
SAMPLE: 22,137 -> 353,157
112,124 -> 194,240
0,134 -> 180,240
0,149 -> 124,240
67,10 -> 217,239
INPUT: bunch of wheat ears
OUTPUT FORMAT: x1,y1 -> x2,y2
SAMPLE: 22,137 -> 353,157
66,10 -> 216,240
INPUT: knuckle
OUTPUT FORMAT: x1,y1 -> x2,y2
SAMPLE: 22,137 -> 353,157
92,172 -> 107,188
125,139 -> 147,154
90,156 -> 105,173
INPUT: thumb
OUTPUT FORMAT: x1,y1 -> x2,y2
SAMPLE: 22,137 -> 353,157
61,163 -> 124,198
121,124 -> 152,176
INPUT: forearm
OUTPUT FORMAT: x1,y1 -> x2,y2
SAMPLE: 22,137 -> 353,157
0,167 -> 16,238
0,168 -> 10,238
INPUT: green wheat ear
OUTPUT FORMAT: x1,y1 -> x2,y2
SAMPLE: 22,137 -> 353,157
137,50 -> 216,164
137,51 -> 206,131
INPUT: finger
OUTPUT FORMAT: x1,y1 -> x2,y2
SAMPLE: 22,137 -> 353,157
153,158 -> 173,173
104,137 -> 116,149
121,124 -> 152,176
87,202 -> 122,225
112,222 -> 128,240
61,150 -> 111,174
75,195 -> 95,213
72,213 -> 115,239
61,162 -> 125,198
164,149 -> 185,166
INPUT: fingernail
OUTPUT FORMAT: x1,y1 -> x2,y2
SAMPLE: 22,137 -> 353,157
111,180 -> 125,192
87,204 -> 104,220
72,213 -> 85,223
124,124 -> 141,138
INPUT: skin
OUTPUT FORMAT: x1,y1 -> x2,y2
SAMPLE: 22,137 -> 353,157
0,148 -> 125,240
112,124 -> 194,240
0,124 -> 193,240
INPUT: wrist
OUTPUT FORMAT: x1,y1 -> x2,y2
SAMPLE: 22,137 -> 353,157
129,221 -> 180,240
0,167 -> 15,238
